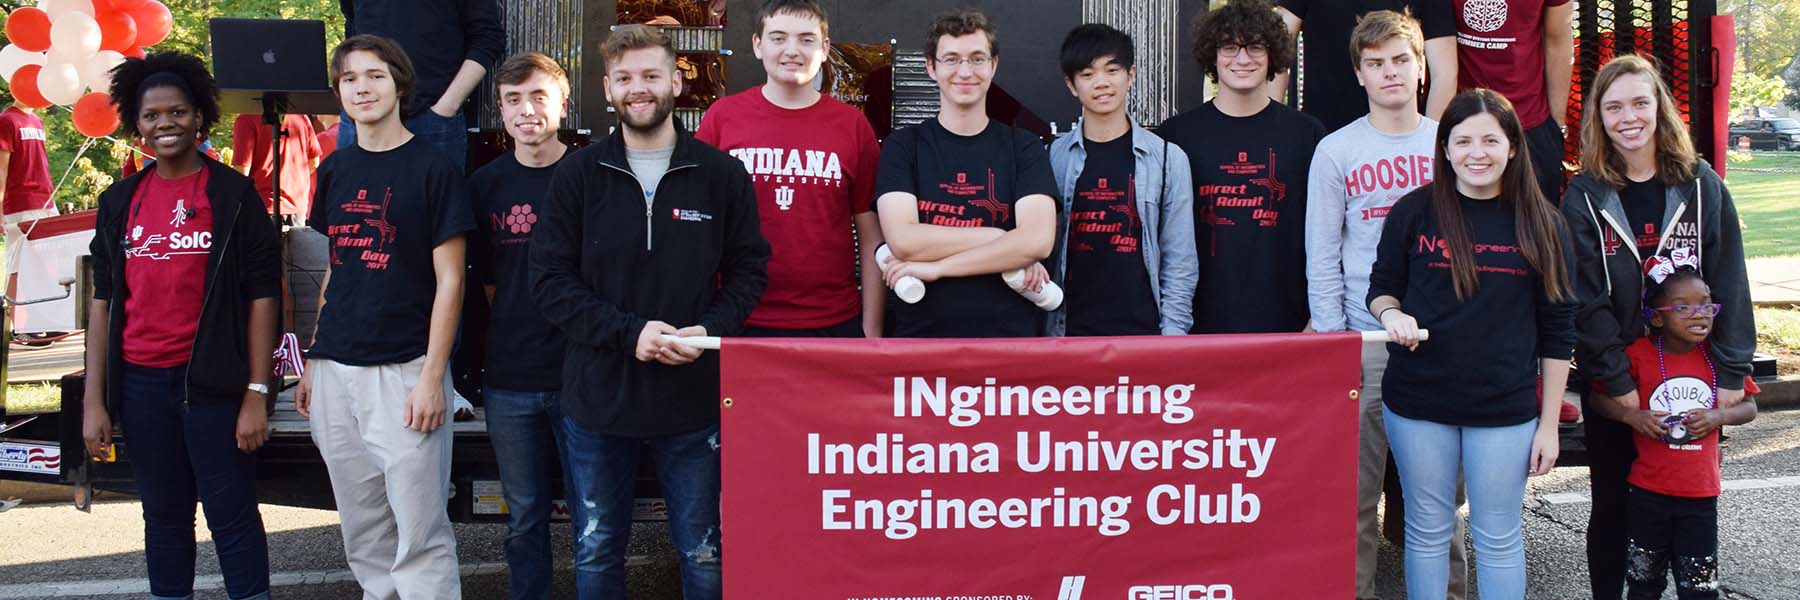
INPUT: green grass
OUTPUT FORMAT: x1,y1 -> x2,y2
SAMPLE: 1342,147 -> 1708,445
1757,306 -> 1800,351
1723,153 -> 1800,258
2,383 -> 61,415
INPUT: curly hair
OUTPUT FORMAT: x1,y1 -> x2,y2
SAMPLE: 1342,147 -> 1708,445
1191,0 -> 1293,82
107,51 -> 222,138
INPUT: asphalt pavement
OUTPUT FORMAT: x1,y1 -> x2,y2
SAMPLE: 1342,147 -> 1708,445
4,409 -> 1798,599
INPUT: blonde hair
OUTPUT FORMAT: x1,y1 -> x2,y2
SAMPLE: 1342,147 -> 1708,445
1578,54 -> 1697,187
1349,9 -> 1424,66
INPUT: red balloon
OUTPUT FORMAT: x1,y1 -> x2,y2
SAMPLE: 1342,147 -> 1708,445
72,92 -> 120,138
105,0 -> 153,11
4,7 -> 54,53
122,45 -> 145,59
128,1 -> 171,48
96,9 -> 139,53
9,64 -> 51,109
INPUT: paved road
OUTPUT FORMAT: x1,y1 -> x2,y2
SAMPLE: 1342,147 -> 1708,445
4,409 -> 1798,599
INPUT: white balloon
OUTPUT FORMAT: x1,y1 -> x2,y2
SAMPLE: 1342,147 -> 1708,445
38,60 -> 84,105
40,0 -> 95,20
48,12 -> 102,62
0,45 -> 50,85
79,50 -> 123,93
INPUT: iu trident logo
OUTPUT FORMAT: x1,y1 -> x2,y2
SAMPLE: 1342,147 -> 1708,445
774,186 -> 795,211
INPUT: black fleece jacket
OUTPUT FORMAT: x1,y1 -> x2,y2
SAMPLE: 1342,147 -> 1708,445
1561,161 -> 1755,395
530,130 -> 769,437
88,157 -> 282,414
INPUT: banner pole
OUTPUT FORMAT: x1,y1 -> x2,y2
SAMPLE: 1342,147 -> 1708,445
664,330 -> 1427,351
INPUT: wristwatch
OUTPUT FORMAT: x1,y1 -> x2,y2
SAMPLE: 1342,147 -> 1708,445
247,382 -> 271,394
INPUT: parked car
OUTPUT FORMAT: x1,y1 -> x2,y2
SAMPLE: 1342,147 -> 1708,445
1728,118 -> 1800,150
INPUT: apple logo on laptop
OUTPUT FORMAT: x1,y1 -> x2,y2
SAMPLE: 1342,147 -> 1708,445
263,50 -> 277,65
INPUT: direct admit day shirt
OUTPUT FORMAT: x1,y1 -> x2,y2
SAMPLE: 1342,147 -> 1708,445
307,137 -> 474,366
1064,132 -> 1159,336
1159,100 -> 1327,333
874,118 -> 1058,338
0,107 -> 54,223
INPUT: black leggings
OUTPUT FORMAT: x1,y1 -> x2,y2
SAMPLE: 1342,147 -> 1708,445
1585,391 -> 1638,599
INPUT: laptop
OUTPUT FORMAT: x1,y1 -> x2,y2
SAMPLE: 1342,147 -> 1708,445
210,18 -> 338,115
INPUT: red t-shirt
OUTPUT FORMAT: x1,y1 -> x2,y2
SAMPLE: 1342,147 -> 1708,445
231,114 -> 320,219
695,87 -> 881,329
1624,338 -> 1760,498
121,168 -> 214,368
316,127 -> 339,162
1454,0 -> 1571,128
0,107 -> 56,223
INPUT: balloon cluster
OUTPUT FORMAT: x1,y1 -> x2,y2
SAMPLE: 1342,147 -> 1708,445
1,0 -> 173,137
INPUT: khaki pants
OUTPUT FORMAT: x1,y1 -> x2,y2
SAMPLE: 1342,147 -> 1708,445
308,357 -> 461,600
1360,344 -> 1468,599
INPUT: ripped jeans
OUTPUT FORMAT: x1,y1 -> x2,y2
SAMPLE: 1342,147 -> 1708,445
561,420 -> 721,600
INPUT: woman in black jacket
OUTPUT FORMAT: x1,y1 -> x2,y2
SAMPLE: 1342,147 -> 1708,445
81,52 -> 282,600
1561,54 -> 1755,600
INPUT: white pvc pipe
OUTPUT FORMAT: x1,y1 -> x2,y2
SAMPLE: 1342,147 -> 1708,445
663,330 -> 1428,351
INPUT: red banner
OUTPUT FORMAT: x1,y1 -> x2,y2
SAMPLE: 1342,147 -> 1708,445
720,334 -> 1363,599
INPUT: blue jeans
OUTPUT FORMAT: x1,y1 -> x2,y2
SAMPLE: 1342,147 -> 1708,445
1384,406 -> 1537,600
484,386 -> 571,600
338,107 -> 468,173
121,364 -> 271,600
561,421 -> 721,600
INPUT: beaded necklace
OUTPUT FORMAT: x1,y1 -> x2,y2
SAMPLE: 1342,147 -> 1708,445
1654,334 -> 1717,410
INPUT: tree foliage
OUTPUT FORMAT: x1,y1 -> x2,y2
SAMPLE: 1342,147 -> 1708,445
1723,0 -> 1800,78
1732,62 -> 1791,117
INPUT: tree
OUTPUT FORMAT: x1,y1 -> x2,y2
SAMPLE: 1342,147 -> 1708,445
1732,61 -> 1791,118
1723,0 -> 1800,79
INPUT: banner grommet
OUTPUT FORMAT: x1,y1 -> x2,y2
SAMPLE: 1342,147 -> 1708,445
723,397 -> 735,408
1348,390 -> 1360,400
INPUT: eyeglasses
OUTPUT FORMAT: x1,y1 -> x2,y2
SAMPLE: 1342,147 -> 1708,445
1653,303 -> 1722,318
933,55 -> 992,69
1219,43 -> 1268,58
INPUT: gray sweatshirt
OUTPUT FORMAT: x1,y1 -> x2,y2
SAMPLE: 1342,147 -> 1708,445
1304,115 -> 1438,332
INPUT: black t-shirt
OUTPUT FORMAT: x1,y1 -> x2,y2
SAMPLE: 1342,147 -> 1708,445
1366,188 -> 1578,427
1620,177 -> 1666,257
1065,133 -> 1159,336
1276,0 -> 1456,132
468,151 -> 566,391
874,118 -> 1059,338
308,137 -> 475,366
1159,101 -> 1328,333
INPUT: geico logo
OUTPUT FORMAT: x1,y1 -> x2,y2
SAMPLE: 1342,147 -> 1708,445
1125,584 -> 1234,600
169,231 -> 213,250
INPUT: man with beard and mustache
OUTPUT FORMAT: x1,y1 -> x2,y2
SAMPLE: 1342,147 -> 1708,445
528,24 -> 768,600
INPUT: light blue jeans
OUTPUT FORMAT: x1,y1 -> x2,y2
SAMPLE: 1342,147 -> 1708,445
1384,406 -> 1537,600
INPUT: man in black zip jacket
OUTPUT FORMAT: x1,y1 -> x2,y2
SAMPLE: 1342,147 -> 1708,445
529,25 -> 768,599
